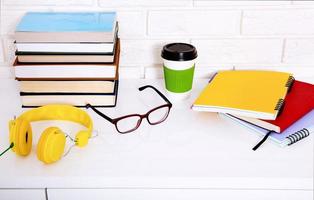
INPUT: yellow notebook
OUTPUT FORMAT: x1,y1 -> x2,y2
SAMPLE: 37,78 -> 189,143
192,70 -> 294,120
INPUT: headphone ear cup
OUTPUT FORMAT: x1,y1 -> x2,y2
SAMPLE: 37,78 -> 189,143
9,119 -> 33,156
37,127 -> 66,164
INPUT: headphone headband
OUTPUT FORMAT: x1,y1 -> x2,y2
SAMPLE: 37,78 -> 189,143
17,105 -> 93,135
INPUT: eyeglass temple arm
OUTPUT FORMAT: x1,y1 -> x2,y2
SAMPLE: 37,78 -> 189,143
86,104 -> 114,123
138,85 -> 172,106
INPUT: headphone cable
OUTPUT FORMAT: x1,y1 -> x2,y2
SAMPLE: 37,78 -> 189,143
0,143 -> 14,157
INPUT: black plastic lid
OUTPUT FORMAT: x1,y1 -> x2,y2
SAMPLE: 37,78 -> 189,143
161,43 -> 197,61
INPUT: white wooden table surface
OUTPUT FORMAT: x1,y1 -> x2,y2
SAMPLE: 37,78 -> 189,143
0,78 -> 313,200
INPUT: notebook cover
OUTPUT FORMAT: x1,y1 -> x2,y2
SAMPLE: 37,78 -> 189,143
263,80 -> 314,132
16,12 -> 116,32
222,110 -> 314,146
192,70 -> 293,120
234,80 -> 314,132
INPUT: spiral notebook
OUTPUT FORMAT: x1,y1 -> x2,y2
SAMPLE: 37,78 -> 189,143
232,80 -> 314,133
192,70 -> 293,120
221,109 -> 314,147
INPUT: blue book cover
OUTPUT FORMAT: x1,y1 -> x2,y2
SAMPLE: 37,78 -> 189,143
221,110 -> 314,147
16,12 -> 116,32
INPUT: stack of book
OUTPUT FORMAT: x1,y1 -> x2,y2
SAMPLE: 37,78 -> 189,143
192,70 -> 314,148
14,12 -> 120,107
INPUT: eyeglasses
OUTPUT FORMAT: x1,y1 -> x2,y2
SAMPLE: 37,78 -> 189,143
87,85 -> 172,134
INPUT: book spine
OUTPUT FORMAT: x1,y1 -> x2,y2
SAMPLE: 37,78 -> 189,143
22,105 -> 117,108
20,92 -> 116,95
15,51 -> 114,55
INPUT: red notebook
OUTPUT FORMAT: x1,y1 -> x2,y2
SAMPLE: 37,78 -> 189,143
232,80 -> 314,133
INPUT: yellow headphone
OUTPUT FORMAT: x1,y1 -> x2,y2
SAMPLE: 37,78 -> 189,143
8,105 -> 93,164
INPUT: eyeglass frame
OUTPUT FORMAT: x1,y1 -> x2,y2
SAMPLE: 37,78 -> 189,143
86,85 -> 172,134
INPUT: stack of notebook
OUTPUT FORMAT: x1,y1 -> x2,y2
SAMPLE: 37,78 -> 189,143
14,12 -> 120,107
192,70 -> 314,148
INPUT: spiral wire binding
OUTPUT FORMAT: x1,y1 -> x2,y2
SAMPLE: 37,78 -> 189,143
286,128 -> 310,145
285,76 -> 295,89
274,98 -> 284,111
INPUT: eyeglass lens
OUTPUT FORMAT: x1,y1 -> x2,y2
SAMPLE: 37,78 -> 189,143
147,106 -> 170,125
116,115 -> 142,133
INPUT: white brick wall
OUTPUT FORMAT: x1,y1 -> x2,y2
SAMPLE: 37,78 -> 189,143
120,39 -> 189,66
242,9 -> 314,35
192,38 -> 283,65
98,0 -> 193,7
148,10 -> 241,36
284,39 -> 314,64
1,0 -> 314,79
194,1 -> 291,6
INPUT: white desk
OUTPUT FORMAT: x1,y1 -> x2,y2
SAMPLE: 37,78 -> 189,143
0,78 -> 313,200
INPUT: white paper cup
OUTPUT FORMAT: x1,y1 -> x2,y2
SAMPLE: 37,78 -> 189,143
161,43 -> 198,100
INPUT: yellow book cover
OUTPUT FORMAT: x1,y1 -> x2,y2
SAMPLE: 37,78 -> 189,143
192,70 -> 293,120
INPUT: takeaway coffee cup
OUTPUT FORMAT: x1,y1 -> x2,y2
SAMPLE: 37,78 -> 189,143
161,43 -> 197,100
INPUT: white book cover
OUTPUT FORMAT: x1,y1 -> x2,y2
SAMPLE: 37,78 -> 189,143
16,43 -> 114,53
15,65 -> 116,79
